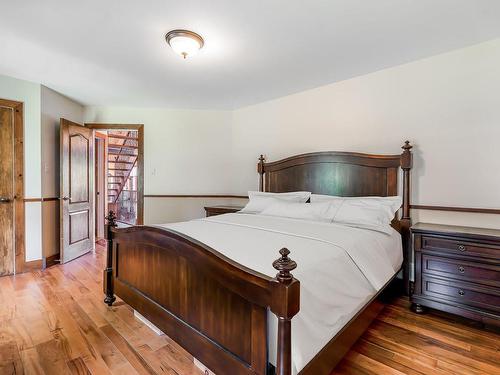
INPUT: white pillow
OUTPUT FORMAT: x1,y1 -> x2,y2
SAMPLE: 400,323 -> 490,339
311,194 -> 402,234
333,200 -> 396,234
260,200 -> 342,222
311,194 -> 402,215
240,191 -> 311,214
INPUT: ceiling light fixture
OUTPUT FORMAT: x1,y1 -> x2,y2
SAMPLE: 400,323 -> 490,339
165,29 -> 204,59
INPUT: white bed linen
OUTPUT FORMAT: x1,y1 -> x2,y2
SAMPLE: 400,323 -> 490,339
156,213 -> 402,374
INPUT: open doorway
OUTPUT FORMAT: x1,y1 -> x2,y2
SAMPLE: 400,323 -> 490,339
87,124 -> 144,241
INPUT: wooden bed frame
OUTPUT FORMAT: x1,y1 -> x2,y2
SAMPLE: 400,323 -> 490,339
103,141 -> 413,375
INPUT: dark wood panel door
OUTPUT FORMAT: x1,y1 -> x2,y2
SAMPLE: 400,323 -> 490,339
0,106 -> 14,275
60,119 -> 94,263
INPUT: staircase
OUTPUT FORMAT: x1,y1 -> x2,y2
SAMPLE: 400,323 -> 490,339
107,131 -> 138,224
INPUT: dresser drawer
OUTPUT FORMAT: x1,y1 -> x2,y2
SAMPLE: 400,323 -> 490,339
422,275 -> 500,313
421,235 -> 500,260
422,255 -> 500,287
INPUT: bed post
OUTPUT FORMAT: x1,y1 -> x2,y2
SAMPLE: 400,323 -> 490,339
258,154 -> 265,192
400,141 -> 413,295
104,210 -> 117,306
271,248 -> 300,375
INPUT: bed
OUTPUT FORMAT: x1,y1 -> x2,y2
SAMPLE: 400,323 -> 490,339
103,141 -> 413,375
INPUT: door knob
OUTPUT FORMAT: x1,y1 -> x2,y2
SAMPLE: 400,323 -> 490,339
0,197 -> 11,203
62,196 -> 70,201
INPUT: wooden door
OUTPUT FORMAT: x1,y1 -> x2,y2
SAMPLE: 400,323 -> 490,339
60,119 -> 94,263
0,106 -> 15,275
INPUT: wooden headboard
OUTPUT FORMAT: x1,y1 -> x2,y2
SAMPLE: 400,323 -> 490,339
257,141 -> 413,294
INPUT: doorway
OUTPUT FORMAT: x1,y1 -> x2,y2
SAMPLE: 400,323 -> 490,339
0,99 -> 25,275
86,124 -> 144,239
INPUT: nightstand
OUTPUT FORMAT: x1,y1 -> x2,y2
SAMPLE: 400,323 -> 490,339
411,223 -> 500,328
204,205 -> 243,217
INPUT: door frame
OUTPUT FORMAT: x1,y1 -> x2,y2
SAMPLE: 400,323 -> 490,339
0,98 -> 25,273
94,132 -> 107,239
85,123 -> 144,225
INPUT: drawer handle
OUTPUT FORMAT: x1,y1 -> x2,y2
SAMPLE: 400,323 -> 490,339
457,244 -> 466,252
458,266 -> 465,274
458,289 -> 465,296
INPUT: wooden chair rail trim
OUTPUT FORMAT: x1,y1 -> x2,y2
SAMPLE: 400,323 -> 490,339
144,194 -> 249,199
410,205 -> 500,215
22,197 -> 88,202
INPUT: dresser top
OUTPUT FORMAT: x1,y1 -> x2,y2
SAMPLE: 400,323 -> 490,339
205,205 -> 244,210
412,222 -> 500,241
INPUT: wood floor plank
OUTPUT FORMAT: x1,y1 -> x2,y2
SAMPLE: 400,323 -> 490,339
0,242 -> 498,375
35,339 -> 72,374
67,356 -> 91,375
101,324 -> 157,375
369,320 -> 500,374
354,339 -> 428,375
344,351 -> 406,375
19,347 -> 46,375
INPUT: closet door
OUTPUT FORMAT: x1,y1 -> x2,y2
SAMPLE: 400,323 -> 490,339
0,106 -> 15,275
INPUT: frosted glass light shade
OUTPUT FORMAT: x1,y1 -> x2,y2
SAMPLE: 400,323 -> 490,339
166,30 -> 204,59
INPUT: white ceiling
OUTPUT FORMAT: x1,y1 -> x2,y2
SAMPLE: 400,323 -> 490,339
1,0 -> 500,110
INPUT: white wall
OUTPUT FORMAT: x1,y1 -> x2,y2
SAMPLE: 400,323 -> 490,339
41,86 -> 84,197
0,74 -> 42,261
0,77 -> 84,263
231,38 -> 500,229
83,106 -> 235,224
145,197 -> 248,224
41,86 -> 84,257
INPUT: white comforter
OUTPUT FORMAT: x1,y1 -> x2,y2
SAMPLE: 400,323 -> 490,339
157,213 -> 402,374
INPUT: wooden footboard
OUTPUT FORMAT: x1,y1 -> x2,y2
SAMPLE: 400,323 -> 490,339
103,212 -> 299,375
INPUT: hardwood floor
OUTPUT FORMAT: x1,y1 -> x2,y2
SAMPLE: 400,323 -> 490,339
0,243 -> 498,375
332,300 -> 500,375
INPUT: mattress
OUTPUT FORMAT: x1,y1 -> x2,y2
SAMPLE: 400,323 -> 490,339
157,213 -> 402,374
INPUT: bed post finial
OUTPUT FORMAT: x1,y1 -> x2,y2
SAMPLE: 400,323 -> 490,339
106,210 -> 117,227
273,248 -> 297,282
104,210 -> 117,306
271,248 -> 300,375
400,141 -> 413,295
258,154 -> 265,192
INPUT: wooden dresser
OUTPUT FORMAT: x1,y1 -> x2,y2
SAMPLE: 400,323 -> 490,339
204,205 -> 243,217
411,223 -> 500,328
